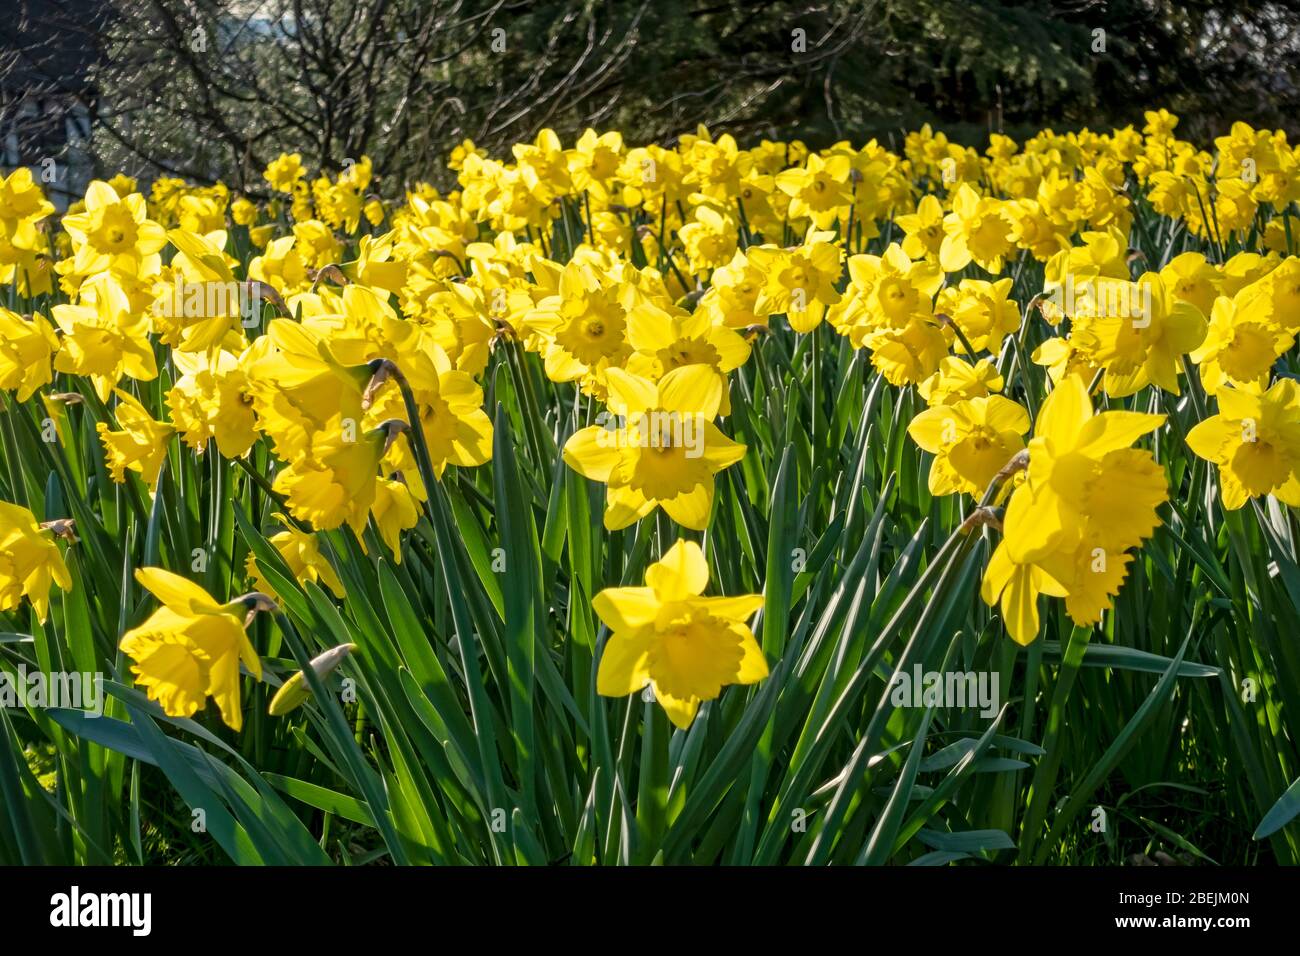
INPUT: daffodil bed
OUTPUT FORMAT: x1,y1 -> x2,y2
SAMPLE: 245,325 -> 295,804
1,112 -> 1299,865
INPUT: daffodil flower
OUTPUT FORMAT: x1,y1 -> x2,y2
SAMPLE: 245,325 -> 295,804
936,277 -> 1021,355
0,307 -> 59,401
97,389 -> 175,487
1187,379 -> 1300,509
593,539 -> 767,728
896,194 -> 946,261
939,184 -> 1016,275
917,355 -> 1005,406
152,228 -> 248,353
563,365 -> 745,530
263,152 -> 306,194
526,260 -> 631,390
246,516 -> 347,600
773,152 -> 854,229
981,374 -> 1167,644
273,418 -> 405,537
1190,293 -> 1292,396
623,300 -> 751,414
167,349 -> 258,459
51,274 -> 158,402
120,569 -> 268,731
0,501 -> 72,623
747,232 -> 843,333
60,180 -> 167,280
909,395 -> 1031,497
1072,273 -> 1207,396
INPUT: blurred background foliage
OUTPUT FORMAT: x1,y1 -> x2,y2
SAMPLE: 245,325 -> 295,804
3,0 -> 1299,196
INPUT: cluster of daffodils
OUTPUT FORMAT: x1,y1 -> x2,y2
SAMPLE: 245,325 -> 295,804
1137,111 -> 1300,247
3,107 -> 1300,730
979,377 -> 1167,644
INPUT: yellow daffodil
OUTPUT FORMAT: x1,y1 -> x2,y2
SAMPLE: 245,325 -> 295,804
152,228 -> 248,352
166,349 -> 258,459
416,282 -> 496,377
563,365 -> 745,530
936,277 -> 1021,354
1032,334 -> 1101,386
861,316 -> 950,387
0,167 -> 55,233
854,243 -> 944,332
679,203 -> 739,277
273,418 -> 404,537
1189,293 -> 1291,395
568,128 -> 625,198
1007,198 -> 1070,261
241,319 -> 378,461
264,153 -> 307,194
917,356 -> 1004,406
981,374 -> 1167,644
60,180 -> 167,279
909,395 -> 1031,496
513,128 -> 573,203
697,251 -> 765,329
681,131 -> 745,203
1072,273 -> 1207,396
1186,379 -> 1300,509
246,517 -> 347,599
248,234 -> 310,295
593,539 -> 766,728
747,232 -> 843,332
1160,251 -> 1220,318
230,197 -> 258,226
51,274 -> 158,401
0,501 -> 72,623
623,299 -> 751,411
120,568 -> 266,731
896,194 -> 946,261
774,152 -> 854,229
292,219 -> 342,269
393,343 -> 494,479
97,389 -> 175,486
0,308 -> 59,401
940,184 -> 1016,274
526,260 -> 631,390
